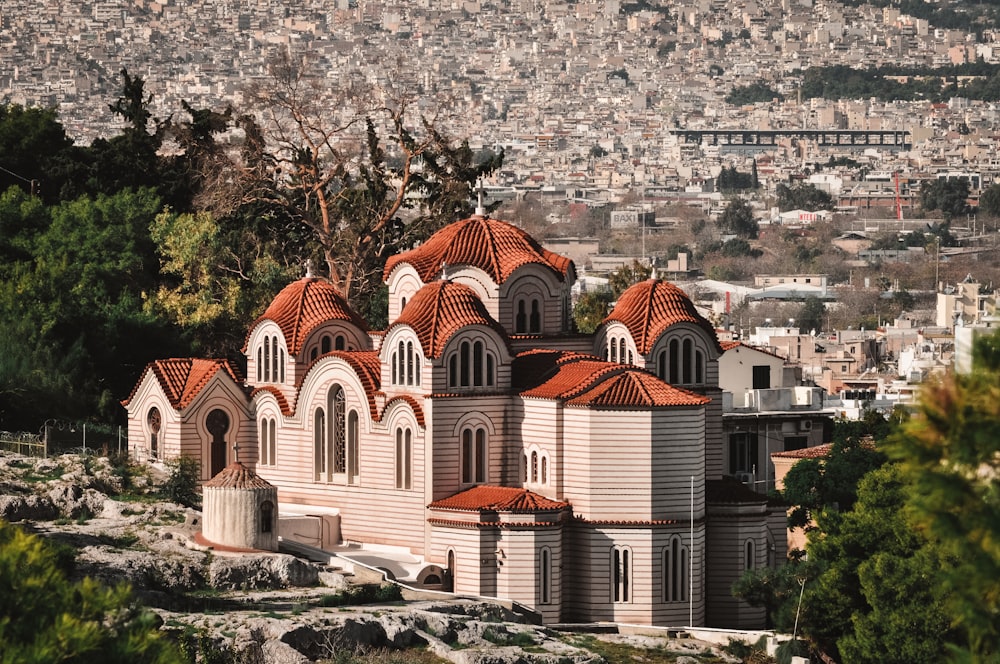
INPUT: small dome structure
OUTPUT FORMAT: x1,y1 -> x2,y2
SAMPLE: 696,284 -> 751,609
605,279 -> 722,354
247,278 -> 368,355
202,462 -> 279,551
391,280 -> 508,358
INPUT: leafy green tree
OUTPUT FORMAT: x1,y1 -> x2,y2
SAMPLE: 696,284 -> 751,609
776,183 -> 834,212
797,297 -> 826,334
978,183 -> 1000,218
0,104 -> 89,204
0,519 -> 182,664
725,82 -> 783,105
888,329 -> 1000,658
716,197 -> 759,238
920,177 -> 970,220
573,289 -> 615,334
608,260 -> 652,297
732,560 -> 814,630
803,465 -> 952,663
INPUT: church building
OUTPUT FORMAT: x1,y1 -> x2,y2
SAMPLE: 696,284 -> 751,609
124,214 -> 779,628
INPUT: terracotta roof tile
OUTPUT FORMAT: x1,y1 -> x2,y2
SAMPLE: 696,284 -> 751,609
428,485 -> 570,513
515,350 -> 709,407
427,518 -> 562,529
566,370 -> 711,408
204,462 -> 275,489
390,281 -> 508,358
383,215 -> 573,285
249,385 -> 293,416
771,443 -> 833,460
124,358 -> 243,409
605,280 -> 722,355
248,278 -> 367,355
720,340 -> 741,351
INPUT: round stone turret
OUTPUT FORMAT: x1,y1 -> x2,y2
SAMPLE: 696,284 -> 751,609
202,462 -> 279,551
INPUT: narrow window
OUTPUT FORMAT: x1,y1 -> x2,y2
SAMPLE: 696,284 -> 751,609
259,418 -> 269,466
264,337 -> 271,382
473,340 -> 484,386
745,540 -> 755,571
415,350 -> 421,385
462,429 -> 474,484
347,411 -> 359,484
314,408 -> 326,481
268,418 -> 276,466
530,451 -> 538,483
669,339 -> 679,383
321,335 -> 331,354
540,547 -> 552,604
486,353 -> 495,387
475,428 -> 487,483
613,547 -> 631,603
335,335 -> 345,351
610,338 -> 618,363
619,338 -> 626,365
460,341 -> 471,387
516,300 -> 527,333
391,352 -> 398,384
279,349 -> 285,382
682,338 -> 693,383
529,299 -> 541,333
206,409 -> 230,478
665,536 -> 688,602
398,341 -> 406,385
272,337 -> 279,381
657,350 -> 666,380
541,455 -> 548,484
395,427 -> 412,490
695,349 -> 703,384
260,500 -> 274,534
523,453 -> 529,483
257,347 -> 262,382
310,347 -> 318,362
407,341 -> 414,385
449,354 -> 458,387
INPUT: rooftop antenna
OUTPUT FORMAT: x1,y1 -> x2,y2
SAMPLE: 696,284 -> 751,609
474,178 -> 487,216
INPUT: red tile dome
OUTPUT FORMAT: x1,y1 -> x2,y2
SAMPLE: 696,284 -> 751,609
391,280 -> 507,358
250,278 -> 367,355
383,215 -> 573,284
604,279 -> 721,355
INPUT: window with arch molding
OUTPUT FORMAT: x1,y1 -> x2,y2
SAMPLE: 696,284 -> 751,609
745,539 -> 755,571
461,426 -> 487,484
612,546 -> 632,603
606,335 -> 633,365
395,426 -> 412,489
663,536 -> 688,602
515,297 -> 542,334
259,417 -> 277,466
657,336 -> 707,386
147,407 -> 161,460
313,408 -> 326,481
448,339 -> 496,389
392,339 -> 422,386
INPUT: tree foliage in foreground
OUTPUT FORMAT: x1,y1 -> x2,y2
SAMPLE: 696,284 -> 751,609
888,330 -> 1000,659
0,519 -> 181,664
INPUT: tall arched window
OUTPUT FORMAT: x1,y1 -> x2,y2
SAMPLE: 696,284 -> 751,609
461,427 -> 487,484
612,546 -> 631,603
530,450 -> 538,483
745,539 -> 755,571
314,408 -> 326,481
516,300 -> 527,333
657,350 -> 666,380
335,335 -> 346,351
541,455 -> 548,485
695,349 -> 704,384
263,337 -> 271,382
395,426 -> 412,490
347,411 -> 359,485
207,409 -> 230,477
279,349 -> 285,383
669,339 -> 679,383
256,347 -> 263,382
664,536 -> 688,602
682,338 -> 693,383
539,547 -> 552,604
260,500 -> 274,534
259,418 -> 269,466
272,337 -> 279,381
529,299 -> 541,334
268,418 -> 276,466
406,341 -> 415,384
328,385 -> 346,475
321,335 -> 331,354
147,407 -> 161,460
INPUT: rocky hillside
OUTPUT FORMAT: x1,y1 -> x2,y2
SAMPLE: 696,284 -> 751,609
0,451 -> 752,664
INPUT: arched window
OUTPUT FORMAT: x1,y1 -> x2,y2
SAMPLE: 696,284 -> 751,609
395,426 -> 412,490
206,409 -> 230,477
147,407 -> 161,460
682,338 -> 693,383
523,453 -> 529,483
657,350 -> 666,380
256,347 -> 262,382
328,385 -> 346,475
541,455 -> 548,485
664,536 -> 688,602
461,427 -> 487,484
310,347 -> 318,362
321,335 -> 331,354
347,411 -> 359,485
531,450 -> 538,483
447,549 -> 456,591
263,337 -> 271,382
272,337 -> 279,381
268,418 -> 276,466
335,335 -> 345,351
612,546 -> 631,603
391,351 -> 398,384
669,339 -> 679,383
314,408 -> 326,480
529,299 -> 541,334
695,349 -> 704,384
259,418 -> 269,466
397,341 -> 405,385
745,539 -> 755,571
619,338 -> 627,365
539,547 -> 552,604
610,337 -> 618,363
260,500 -> 274,533
448,339 -> 496,389
279,349 -> 285,383
406,341 -> 415,384
516,300 -> 527,333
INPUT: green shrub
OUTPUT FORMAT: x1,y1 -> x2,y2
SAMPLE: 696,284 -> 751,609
163,456 -> 201,508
